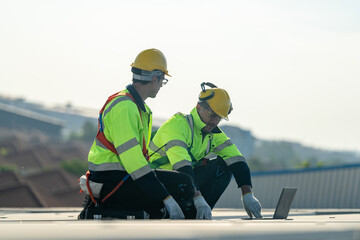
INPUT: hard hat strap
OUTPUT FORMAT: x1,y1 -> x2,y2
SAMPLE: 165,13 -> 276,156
132,68 -> 164,82
132,73 -> 153,81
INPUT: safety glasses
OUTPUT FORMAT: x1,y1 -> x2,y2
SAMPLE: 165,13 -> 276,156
157,74 -> 168,86
162,78 -> 168,86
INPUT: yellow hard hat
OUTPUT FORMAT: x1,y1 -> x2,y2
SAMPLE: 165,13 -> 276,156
198,82 -> 232,120
131,48 -> 171,76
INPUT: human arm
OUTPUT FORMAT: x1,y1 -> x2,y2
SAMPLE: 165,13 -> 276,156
212,133 -> 262,218
230,163 -> 262,218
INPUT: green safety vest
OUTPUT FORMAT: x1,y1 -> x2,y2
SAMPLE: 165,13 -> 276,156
149,107 -> 245,171
88,89 -> 153,181
149,113 -> 197,169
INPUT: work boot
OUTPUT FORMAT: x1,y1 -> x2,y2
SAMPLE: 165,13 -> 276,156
78,195 -> 96,220
148,207 -> 169,219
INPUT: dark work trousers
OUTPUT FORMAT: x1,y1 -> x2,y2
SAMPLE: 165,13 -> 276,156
94,169 -> 195,219
194,157 -> 233,209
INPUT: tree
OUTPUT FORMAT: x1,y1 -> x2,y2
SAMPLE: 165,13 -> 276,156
0,164 -> 17,173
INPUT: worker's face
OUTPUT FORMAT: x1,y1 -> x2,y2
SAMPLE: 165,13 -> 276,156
198,105 -> 222,133
149,74 -> 167,98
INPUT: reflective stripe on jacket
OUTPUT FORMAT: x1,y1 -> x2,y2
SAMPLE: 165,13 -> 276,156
149,107 -> 245,170
88,87 -> 153,180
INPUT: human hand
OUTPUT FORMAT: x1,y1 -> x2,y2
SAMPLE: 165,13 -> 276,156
163,196 -> 185,219
193,195 -> 212,220
242,192 -> 262,218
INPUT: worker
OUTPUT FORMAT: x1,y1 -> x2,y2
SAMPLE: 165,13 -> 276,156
149,82 -> 262,219
78,49 -> 195,220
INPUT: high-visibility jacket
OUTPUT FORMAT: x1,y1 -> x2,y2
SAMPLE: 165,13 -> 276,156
149,107 -> 246,171
88,86 -> 153,181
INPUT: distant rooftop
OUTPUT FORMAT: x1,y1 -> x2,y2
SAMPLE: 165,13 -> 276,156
0,102 -> 64,126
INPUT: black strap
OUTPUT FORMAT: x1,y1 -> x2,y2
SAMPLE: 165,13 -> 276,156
201,82 -> 218,91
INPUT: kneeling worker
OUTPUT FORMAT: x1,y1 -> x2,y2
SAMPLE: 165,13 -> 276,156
79,49 -> 195,219
149,82 -> 262,219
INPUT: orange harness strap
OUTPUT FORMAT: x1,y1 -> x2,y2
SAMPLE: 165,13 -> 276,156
85,170 -> 131,205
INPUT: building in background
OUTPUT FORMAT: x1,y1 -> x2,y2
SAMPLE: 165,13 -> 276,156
0,103 -> 63,139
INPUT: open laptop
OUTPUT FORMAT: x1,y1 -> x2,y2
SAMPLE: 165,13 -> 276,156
243,187 -> 297,220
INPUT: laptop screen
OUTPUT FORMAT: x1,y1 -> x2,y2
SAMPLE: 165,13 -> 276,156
273,187 -> 297,219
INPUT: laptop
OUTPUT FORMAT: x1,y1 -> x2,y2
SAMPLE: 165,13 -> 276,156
243,187 -> 297,220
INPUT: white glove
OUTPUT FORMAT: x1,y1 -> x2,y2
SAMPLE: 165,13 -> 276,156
242,192 -> 262,218
163,196 -> 185,219
79,175 -> 103,198
193,196 -> 212,220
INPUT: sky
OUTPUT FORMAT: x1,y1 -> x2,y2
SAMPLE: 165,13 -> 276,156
0,0 -> 359,152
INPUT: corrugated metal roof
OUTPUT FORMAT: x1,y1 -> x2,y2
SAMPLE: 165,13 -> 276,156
217,163 -> 360,209
252,163 -> 360,176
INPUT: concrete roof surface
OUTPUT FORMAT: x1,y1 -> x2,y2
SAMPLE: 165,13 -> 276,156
0,208 -> 360,240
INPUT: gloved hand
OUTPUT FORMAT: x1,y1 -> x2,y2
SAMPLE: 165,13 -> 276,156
242,192 -> 262,218
163,196 -> 185,219
193,195 -> 212,220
